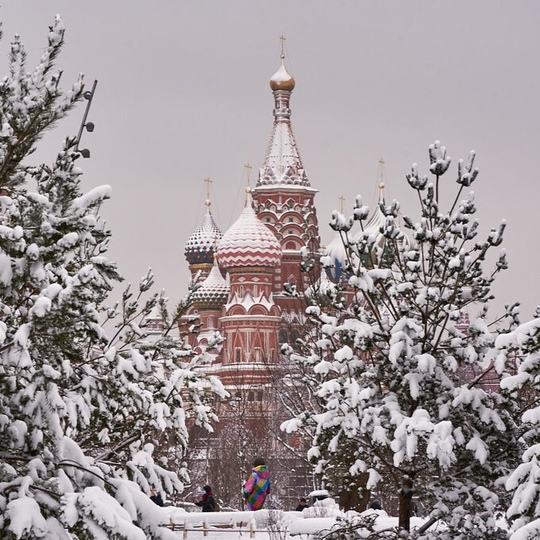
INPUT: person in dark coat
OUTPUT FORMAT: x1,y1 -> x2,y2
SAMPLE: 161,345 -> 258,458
295,497 -> 308,511
150,490 -> 164,506
194,485 -> 216,512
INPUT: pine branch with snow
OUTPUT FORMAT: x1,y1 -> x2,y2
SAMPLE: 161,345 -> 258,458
496,317 -> 540,538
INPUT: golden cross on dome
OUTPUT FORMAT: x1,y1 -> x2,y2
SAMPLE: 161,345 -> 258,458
204,177 -> 213,207
338,195 -> 345,213
279,35 -> 286,59
378,158 -> 386,192
204,177 -> 213,198
244,163 -> 253,189
378,158 -> 386,180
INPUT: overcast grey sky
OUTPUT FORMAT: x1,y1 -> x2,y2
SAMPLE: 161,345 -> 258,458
1,1 -> 539,319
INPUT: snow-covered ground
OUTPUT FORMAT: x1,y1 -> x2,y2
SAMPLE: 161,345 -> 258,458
164,502 -> 444,539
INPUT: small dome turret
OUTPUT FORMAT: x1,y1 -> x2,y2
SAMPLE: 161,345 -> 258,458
193,259 -> 230,310
270,58 -> 295,91
184,199 -> 223,265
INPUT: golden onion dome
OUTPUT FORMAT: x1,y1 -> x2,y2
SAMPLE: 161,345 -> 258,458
270,58 -> 295,91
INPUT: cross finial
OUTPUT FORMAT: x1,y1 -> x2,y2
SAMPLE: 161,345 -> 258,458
379,158 -> 385,190
279,35 -> 286,59
338,195 -> 345,213
244,163 -> 253,189
377,159 -> 386,196
204,177 -> 213,199
378,158 -> 386,181
204,177 -> 213,208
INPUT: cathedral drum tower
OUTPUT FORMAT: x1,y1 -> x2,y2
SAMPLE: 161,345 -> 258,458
252,51 -> 321,343
215,189 -> 282,389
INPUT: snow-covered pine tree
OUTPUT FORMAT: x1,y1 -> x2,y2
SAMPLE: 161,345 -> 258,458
496,313 -> 540,539
282,141 -> 520,538
0,16 -> 225,539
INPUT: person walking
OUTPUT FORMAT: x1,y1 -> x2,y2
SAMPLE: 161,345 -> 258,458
243,457 -> 270,510
194,485 -> 216,512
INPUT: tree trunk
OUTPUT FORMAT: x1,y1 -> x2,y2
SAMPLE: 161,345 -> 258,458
398,475 -> 413,531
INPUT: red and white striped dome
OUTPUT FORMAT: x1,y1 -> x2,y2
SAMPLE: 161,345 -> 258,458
217,196 -> 281,269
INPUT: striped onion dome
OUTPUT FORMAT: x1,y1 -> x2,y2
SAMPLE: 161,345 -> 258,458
193,259 -> 230,310
217,191 -> 281,269
184,200 -> 223,265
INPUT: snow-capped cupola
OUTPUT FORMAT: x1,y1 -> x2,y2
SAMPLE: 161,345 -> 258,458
217,190 -> 282,269
193,258 -> 230,310
184,199 -> 223,265
269,58 -> 295,91
257,53 -> 309,188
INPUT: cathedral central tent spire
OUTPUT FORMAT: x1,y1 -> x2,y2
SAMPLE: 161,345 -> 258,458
257,40 -> 309,188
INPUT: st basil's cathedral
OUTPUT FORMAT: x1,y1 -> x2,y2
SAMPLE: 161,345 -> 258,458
183,52 -> 320,397
181,53 -> 323,504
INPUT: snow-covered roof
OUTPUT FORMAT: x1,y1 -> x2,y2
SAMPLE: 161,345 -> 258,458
224,290 -> 276,311
184,201 -> 223,265
258,123 -> 308,187
217,194 -> 281,268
